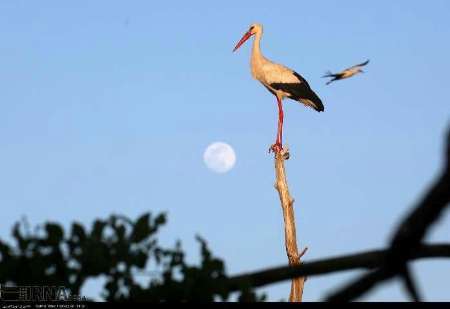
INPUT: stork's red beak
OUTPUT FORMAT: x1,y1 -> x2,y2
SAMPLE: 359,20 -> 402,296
233,31 -> 253,52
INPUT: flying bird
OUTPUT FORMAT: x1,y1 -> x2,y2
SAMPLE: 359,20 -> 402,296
233,23 -> 324,153
322,60 -> 370,85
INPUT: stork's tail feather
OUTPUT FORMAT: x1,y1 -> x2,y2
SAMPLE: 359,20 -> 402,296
313,100 -> 325,112
322,71 -> 335,78
303,88 -> 324,112
302,98 -> 324,112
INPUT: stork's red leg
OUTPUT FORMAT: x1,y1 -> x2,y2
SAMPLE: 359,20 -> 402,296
270,96 -> 284,153
278,96 -> 284,146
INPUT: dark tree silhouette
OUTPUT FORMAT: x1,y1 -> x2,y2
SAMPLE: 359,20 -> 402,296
0,213 -> 264,301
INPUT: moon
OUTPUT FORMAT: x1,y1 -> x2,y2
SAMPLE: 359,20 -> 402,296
203,142 -> 236,173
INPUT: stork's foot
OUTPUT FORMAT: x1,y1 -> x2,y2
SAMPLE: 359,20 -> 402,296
269,143 -> 290,160
269,142 -> 283,154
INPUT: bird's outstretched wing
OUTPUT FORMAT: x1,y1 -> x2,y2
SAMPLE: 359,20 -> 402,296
347,59 -> 370,70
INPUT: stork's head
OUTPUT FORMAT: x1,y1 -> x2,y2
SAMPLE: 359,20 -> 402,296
233,23 -> 262,52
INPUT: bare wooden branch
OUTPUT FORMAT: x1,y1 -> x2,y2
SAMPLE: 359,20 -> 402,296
223,243 -> 450,292
273,147 -> 305,302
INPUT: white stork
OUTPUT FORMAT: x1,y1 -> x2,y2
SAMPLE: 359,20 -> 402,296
233,23 -> 324,153
322,60 -> 369,85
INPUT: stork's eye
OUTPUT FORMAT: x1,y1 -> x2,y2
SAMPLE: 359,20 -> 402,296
249,26 -> 254,31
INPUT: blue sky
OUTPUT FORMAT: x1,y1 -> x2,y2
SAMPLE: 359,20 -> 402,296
1,0 -> 449,301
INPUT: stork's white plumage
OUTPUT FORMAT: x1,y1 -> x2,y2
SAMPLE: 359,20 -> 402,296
233,23 -> 323,153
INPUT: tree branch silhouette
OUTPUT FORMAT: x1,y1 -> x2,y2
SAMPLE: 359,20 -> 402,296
223,243 -> 450,292
325,128 -> 450,302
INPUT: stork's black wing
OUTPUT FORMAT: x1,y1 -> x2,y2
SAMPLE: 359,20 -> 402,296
270,71 -> 324,112
348,59 -> 370,70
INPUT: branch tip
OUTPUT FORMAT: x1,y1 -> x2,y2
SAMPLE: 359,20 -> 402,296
299,247 -> 308,259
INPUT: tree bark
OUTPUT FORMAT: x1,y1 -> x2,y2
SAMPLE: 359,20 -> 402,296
273,148 -> 306,302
